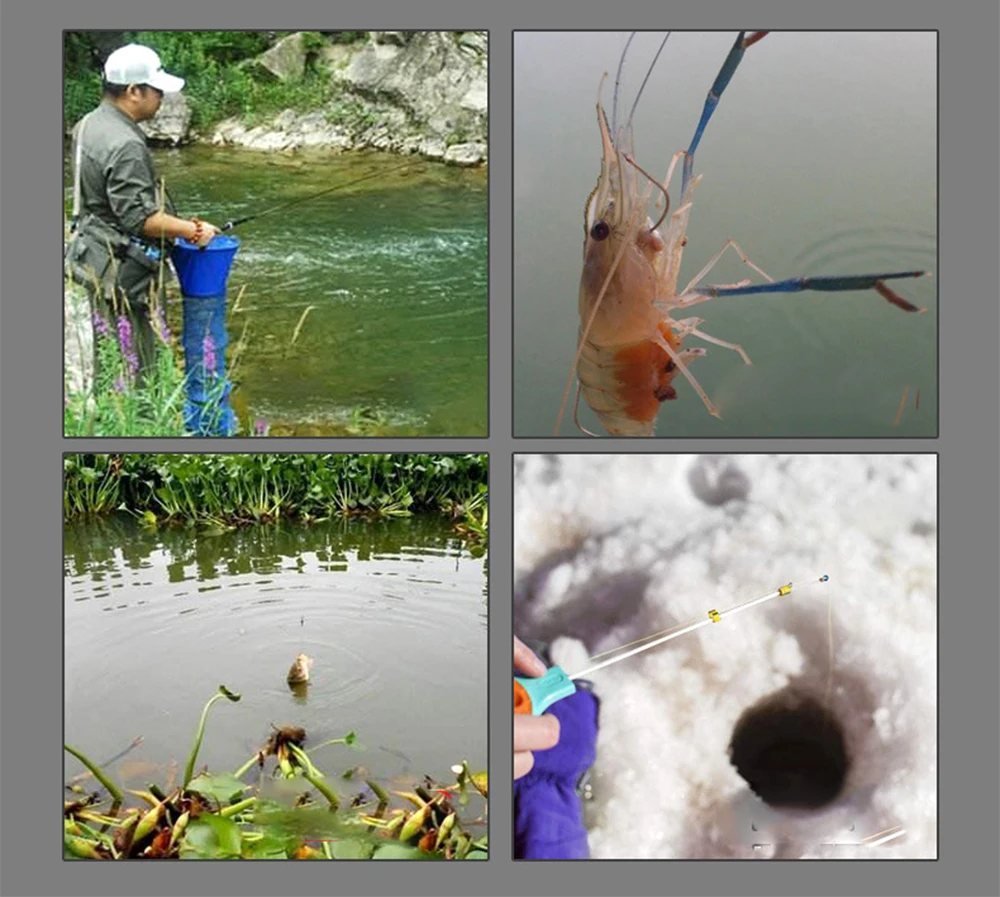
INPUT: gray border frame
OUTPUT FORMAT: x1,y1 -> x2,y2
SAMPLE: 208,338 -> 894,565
2,0 -> 999,895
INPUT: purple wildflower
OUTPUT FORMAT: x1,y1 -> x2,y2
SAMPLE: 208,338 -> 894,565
202,333 -> 217,375
116,315 -> 139,379
93,311 -> 111,341
254,418 -> 269,437
154,305 -> 171,343
114,376 -> 126,394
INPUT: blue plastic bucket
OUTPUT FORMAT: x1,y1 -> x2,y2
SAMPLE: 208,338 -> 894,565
171,235 -> 240,298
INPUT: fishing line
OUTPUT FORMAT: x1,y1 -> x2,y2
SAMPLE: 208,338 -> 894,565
217,161 -> 415,231
515,575 -> 831,715
569,574 -> 831,680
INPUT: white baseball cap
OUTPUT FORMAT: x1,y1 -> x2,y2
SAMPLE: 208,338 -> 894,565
104,44 -> 185,93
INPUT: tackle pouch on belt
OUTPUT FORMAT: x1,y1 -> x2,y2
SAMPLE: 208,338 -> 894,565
117,237 -> 165,305
67,215 -> 165,303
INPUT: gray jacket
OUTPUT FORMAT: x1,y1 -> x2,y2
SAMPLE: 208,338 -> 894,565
66,101 -> 174,297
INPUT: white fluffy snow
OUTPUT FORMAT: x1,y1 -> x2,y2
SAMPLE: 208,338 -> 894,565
514,454 -> 936,859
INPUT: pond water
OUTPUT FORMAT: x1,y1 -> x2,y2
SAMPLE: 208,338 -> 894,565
64,514 -> 487,795
66,148 -> 488,436
514,32 -> 937,437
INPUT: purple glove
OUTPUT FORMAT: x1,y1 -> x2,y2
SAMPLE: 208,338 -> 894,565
513,687 -> 600,859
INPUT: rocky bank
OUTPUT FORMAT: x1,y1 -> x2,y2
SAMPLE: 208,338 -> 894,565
142,31 -> 488,166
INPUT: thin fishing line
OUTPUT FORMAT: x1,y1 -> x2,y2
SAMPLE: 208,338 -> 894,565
584,573 -> 828,663
571,575 -> 830,679
824,586 -> 835,726
585,617 -> 701,662
221,161 -> 414,230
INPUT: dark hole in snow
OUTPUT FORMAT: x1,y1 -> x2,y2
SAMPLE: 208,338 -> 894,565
729,689 -> 849,810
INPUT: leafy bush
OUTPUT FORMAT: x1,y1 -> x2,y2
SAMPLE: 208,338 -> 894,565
64,31 -> 339,131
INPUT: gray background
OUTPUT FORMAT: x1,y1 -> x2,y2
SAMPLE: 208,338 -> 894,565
1,0 -> 997,895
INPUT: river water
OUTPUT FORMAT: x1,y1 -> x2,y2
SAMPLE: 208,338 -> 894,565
515,32 -> 937,437
66,148 -> 488,436
64,515 -> 487,792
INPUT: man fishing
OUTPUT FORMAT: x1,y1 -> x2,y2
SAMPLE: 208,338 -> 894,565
66,43 -> 222,378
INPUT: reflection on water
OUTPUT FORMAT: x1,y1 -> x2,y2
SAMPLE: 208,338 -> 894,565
66,149 -> 488,436
65,515 -> 487,789
514,32 -> 936,437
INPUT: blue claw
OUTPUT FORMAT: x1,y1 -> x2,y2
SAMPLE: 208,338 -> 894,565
694,270 -> 930,312
683,31 -> 768,195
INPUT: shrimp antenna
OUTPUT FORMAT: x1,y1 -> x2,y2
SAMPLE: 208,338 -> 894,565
626,31 -> 671,136
625,153 -> 670,232
611,32 -> 637,147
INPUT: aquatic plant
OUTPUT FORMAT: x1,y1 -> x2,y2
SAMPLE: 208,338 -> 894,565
64,454 -> 489,533
64,687 -> 487,860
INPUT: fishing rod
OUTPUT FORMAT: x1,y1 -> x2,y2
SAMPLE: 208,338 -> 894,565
219,161 -> 415,232
514,574 -> 830,715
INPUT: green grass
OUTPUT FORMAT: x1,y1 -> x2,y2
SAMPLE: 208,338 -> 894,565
64,276 -> 236,438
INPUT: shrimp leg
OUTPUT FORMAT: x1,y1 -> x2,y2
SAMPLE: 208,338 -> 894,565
683,31 -> 770,194
680,239 -> 776,297
673,317 -> 752,364
651,331 -> 721,418
682,271 -> 930,312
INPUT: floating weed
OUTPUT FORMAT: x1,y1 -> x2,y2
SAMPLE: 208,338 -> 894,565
65,687 -> 486,860
288,305 -> 317,348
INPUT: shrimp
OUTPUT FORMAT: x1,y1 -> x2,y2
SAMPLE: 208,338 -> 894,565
556,31 -> 930,437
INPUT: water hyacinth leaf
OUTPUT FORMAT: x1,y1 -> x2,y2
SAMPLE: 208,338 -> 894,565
185,773 -> 247,803
331,839 -> 376,859
242,832 -> 289,859
371,842 -> 438,859
179,814 -> 243,859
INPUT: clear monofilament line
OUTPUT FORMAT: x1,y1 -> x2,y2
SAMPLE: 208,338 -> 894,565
568,575 -> 830,680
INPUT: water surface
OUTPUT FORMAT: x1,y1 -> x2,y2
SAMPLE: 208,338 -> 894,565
514,32 -> 936,437
64,515 -> 487,792
67,149 -> 488,436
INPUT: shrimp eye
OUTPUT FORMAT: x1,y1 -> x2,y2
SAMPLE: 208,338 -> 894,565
590,220 -> 610,241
